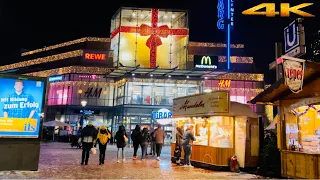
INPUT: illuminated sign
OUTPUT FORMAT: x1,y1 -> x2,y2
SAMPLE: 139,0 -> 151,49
84,88 -> 102,98
218,80 -> 231,88
194,56 -> 218,69
0,76 -> 46,138
284,19 -> 306,58
79,75 -> 101,79
84,53 -> 107,61
217,0 -> 225,30
217,0 -> 234,30
49,76 -> 63,82
152,109 -> 172,119
282,56 -> 305,93
242,3 -> 314,17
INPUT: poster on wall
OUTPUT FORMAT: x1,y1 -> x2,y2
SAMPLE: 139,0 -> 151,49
0,76 -> 46,138
209,116 -> 233,148
194,120 -> 209,146
173,91 -> 230,117
282,56 -> 306,93
235,117 -> 246,168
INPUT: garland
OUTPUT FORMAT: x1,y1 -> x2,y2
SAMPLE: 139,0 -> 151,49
291,105 -> 320,116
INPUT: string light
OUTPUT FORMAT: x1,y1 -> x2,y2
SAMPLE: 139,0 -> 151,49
265,105 -> 274,122
51,81 -> 113,87
25,66 -> 112,77
188,55 -> 253,63
211,73 -> 264,81
21,37 -> 110,56
188,42 -> 244,48
0,50 -> 83,72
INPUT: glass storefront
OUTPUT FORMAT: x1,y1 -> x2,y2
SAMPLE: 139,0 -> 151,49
115,78 -> 202,106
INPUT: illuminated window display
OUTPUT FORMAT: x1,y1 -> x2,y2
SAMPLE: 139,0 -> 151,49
110,8 -> 188,69
120,79 -> 201,106
47,74 -> 114,106
287,105 -> 320,153
204,80 -> 264,113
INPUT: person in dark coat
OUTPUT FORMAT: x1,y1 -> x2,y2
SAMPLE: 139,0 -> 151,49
175,126 -> 184,165
140,127 -> 151,160
131,125 -> 142,160
115,125 -> 127,163
79,123 -> 98,165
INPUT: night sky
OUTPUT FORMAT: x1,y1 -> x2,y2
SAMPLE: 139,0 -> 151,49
0,0 -> 319,83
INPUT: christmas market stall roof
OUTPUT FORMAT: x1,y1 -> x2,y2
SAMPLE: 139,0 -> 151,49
249,61 -> 320,106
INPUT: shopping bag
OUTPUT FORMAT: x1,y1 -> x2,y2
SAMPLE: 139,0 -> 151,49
90,148 -> 97,155
124,135 -> 128,142
174,147 -> 181,157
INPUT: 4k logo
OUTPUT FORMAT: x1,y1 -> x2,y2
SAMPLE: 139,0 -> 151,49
242,3 -> 314,17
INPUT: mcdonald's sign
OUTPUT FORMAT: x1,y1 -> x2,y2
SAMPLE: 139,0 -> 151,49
194,55 -> 218,69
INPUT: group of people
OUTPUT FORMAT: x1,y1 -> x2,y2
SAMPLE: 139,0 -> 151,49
175,125 -> 196,167
131,125 -> 165,161
78,122 -> 166,165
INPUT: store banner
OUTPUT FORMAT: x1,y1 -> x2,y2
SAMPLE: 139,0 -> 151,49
173,91 -> 230,117
282,56 -> 306,93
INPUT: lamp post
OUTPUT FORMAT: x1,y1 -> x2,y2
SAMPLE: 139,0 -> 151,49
80,100 -> 87,129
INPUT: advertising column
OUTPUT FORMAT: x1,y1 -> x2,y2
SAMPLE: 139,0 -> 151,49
0,75 -> 46,170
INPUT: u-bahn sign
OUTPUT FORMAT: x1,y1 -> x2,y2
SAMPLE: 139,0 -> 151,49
282,56 -> 305,93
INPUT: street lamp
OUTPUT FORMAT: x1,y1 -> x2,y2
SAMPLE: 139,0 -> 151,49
80,100 -> 87,129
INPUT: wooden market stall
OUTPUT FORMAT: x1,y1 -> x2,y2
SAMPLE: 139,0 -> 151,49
171,91 -> 260,168
250,58 -> 320,179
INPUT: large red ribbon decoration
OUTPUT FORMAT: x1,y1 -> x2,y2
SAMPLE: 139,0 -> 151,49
111,9 -> 189,68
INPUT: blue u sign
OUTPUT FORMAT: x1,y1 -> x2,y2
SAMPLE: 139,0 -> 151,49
284,20 -> 299,53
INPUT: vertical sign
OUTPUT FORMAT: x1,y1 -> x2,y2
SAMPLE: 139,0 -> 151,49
217,0 -> 234,70
284,18 -> 306,58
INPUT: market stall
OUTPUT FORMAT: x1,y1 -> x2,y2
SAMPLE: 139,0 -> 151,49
171,91 -> 259,168
250,57 -> 320,179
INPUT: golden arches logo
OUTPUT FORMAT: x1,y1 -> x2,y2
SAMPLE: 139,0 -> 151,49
201,56 -> 212,65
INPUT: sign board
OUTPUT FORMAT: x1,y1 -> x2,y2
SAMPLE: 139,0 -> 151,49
0,75 -> 46,138
173,91 -> 230,117
152,108 -> 172,119
284,18 -> 306,57
217,0 -> 235,30
194,55 -> 218,69
82,50 -> 112,67
282,56 -> 306,93
48,76 -> 63,82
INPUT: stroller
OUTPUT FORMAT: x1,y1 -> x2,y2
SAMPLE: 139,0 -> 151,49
70,135 -> 82,149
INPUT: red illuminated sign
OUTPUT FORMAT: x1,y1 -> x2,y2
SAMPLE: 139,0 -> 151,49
218,80 -> 231,88
85,53 -> 106,61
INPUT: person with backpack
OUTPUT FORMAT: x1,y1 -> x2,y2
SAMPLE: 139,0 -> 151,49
131,125 -> 142,160
79,122 -> 98,165
140,127 -> 151,160
97,126 -> 111,165
115,125 -> 128,163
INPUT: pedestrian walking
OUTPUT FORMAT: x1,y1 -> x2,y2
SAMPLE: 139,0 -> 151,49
115,125 -> 128,163
131,125 -> 142,160
153,125 -> 165,161
183,125 -> 196,167
149,129 -> 156,156
141,127 -> 151,160
97,126 -> 111,165
79,122 -> 98,165
175,126 -> 184,165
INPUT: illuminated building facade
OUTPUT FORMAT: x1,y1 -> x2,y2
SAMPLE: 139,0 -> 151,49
0,7 -> 266,138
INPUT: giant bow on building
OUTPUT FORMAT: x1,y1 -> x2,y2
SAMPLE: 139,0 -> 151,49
111,8 -> 189,69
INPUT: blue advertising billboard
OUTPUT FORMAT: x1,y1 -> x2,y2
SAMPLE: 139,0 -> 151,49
0,76 -> 46,138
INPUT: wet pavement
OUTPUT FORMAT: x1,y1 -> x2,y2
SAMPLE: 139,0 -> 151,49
0,142 -> 264,179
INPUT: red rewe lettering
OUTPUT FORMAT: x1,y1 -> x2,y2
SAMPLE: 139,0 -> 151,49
85,53 -> 107,61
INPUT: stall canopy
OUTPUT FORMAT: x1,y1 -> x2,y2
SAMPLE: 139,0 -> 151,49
229,101 -> 259,118
43,120 -> 70,127
249,61 -> 320,105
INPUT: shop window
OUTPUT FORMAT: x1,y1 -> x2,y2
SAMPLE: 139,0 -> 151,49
131,85 -> 142,104
142,86 -> 152,105
154,86 -> 165,105
187,86 -> 198,95
287,105 -> 320,153
177,87 -> 187,97
165,86 -> 175,105
141,117 -> 151,124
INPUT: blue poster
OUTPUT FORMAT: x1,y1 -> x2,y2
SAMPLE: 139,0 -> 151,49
0,77 -> 45,138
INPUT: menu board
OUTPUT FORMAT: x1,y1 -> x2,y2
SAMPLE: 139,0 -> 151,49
209,116 -> 233,148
